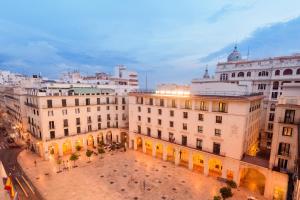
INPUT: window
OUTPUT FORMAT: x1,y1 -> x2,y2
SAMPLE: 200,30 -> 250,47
107,121 -> 110,128
75,108 -> 80,114
213,143 -> 220,155
62,109 -> 67,115
231,72 -> 235,77
76,118 -> 80,125
258,84 -> 266,90
98,115 -> 102,122
48,110 -> 54,116
50,131 -> 55,139
63,119 -> 68,127
284,110 -> 295,123
216,116 -> 222,123
282,127 -> 293,136
197,126 -> 203,133
147,127 -> 151,136
49,121 -> 55,129
246,72 -> 251,77
269,113 -> 275,121
158,119 -> 162,125
267,123 -> 273,131
138,116 -> 141,121
88,125 -> 92,132
181,135 -> 187,146
278,158 -> 288,170
278,143 -> 290,156
137,125 -> 141,133
218,102 -> 226,112
138,106 -> 141,112
171,99 -> 176,108
147,117 -> 151,123
182,123 -> 187,130
122,98 -> 126,104
198,114 -> 204,121
87,116 -> 92,123
157,130 -> 161,139
147,108 -> 151,113
220,73 -> 228,81
275,70 -> 280,76
122,105 -> 125,110
149,98 -> 153,105
107,114 -> 111,120
283,69 -> 293,75
76,127 -> 81,134
196,139 -> 202,150
183,112 -> 188,119
64,128 -> 69,136
158,109 -> 162,115
271,92 -> 278,99
297,68 -> 300,75
62,99 -> 67,107
184,100 -> 191,109
75,98 -> 79,106
215,129 -> 221,136
199,101 -> 207,111
106,97 -> 110,104
170,110 -> 174,117
169,121 -> 174,128
106,106 -> 110,110
47,100 -> 52,108
97,98 -> 101,105
237,72 -> 244,77
86,98 -> 90,105
159,99 -> 164,106
272,81 -> 279,90
270,104 -> 276,111
169,132 -> 174,142
98,123 -> 101,130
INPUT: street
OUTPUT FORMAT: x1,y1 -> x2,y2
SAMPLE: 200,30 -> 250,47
0,134 -> 43,200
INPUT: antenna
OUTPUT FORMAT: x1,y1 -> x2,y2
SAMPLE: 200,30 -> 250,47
145,71 -> 148,91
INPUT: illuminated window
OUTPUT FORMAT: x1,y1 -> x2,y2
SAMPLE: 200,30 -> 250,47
282,127 -> 292,136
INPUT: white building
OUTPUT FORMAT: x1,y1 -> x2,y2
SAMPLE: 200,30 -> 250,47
198,47 -> 300,150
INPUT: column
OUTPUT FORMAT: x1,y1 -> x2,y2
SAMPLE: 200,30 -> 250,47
71,140 -> 76,153
142,139 -> 146,153
174,148 -> 180,166
133,138 -> 137,150
152,142 -> 156,157
188,152 -> 193,170
43,143 -> 49,161
162,144 -> 167,161
204,157 -> 209,176
83,138 -> 87,150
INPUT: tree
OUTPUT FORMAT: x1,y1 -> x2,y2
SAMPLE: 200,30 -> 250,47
69,153 -> 79,168
56,156 -> 62,173
226,180 -> 237,188
98,148 -> 105,159
213,196 -> 221,200
219,187 -> 233,199
86,150 -> 93,163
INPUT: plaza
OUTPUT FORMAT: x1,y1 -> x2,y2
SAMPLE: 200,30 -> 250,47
18,149 -> 266,200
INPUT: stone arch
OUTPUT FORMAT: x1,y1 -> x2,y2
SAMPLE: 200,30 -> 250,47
97,132 -> 104,145
106,131 -> 112,144
179,149 -> 189,168
120,132 -> 128,147
237,72 -> 244,77
144,139 -> 153,155
283,68 -> 293,75
208,158 -> 222,177
136,136 -> 143,151
240,168 -> 266,195
297,68 -> 300,75
48,142 -> 59,157
275,69 -> 280,76
87,135 -> 94,149
62,140 -> 72,155
193,153 -> 204,173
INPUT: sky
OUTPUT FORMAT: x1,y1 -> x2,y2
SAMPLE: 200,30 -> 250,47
0,0 -> 300,88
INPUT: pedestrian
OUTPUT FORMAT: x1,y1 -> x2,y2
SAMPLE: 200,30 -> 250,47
62,160 -> 65,171
34,160 -> 37,167
66,160 -> 69,170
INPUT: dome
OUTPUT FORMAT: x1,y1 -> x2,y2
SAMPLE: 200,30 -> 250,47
227,45 -> 242,62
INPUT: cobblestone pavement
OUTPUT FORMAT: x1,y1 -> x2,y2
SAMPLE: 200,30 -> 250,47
18,150 -> 267,200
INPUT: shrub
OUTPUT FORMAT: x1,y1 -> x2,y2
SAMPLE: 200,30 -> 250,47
76,145 -> 82,152
86,150 -> 93,162
213,195 -> 221,200
220,187 -> 233,199
226,180 -> 237,188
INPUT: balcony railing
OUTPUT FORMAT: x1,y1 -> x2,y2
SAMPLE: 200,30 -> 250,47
278,117 -> 300,125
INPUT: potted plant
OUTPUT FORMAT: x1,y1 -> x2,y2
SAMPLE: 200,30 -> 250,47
86,150 -> 93,163
220,186 -> 233,199
98,148 -> 105,159
69,153 -> 79,168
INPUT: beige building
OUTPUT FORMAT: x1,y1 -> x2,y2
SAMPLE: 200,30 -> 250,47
128,83 -> 288,199
24,85 -> 129,159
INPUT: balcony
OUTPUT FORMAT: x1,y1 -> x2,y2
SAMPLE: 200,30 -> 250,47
278,117 -> 300,125
24,102 -> 38,109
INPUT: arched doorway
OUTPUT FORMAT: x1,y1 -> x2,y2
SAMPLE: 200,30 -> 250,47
87,135 -> 94,149
144,140 -> 152,155
120,132 -> 128,147
209,158 -> 222,177
75,138 -> 83,151
136,137 -> 143,151
97,132 -> 104,145
166,145 -> 175,162
48,143 -> 59,158
62,140 -> 72,155
193,153 -> 204,173
155,143 -> 163,159
106,131 -> 112,144
179,149 -> 189,168
240,168 -> 266,195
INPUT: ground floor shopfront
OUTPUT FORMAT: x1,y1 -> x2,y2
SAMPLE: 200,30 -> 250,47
27,128 -> 128,160
129,133 -> 288,200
